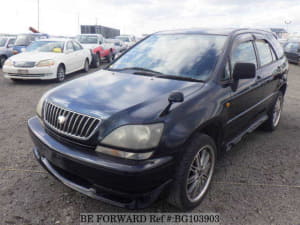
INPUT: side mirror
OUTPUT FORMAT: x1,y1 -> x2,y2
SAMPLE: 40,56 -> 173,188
232,63 -> 256,80
99,40 -> 102,45
168,92 -> 184,103
297,48 -> 300,53
7,44 -> 13,48
160,92 -> 184,117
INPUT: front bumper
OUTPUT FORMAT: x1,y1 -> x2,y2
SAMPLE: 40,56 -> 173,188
3,65 -> 57,80
28,116 -> 174,209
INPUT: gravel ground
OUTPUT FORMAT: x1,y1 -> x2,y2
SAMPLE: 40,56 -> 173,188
0,64 -> 299,225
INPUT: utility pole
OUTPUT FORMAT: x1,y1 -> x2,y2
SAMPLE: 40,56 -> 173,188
284,20 -> 292,33
37,0 -> 40,30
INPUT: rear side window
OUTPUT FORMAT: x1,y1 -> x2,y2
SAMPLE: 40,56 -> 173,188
255,40 -> 273,66
267,34 -> 284,58
231,41 -> 257,70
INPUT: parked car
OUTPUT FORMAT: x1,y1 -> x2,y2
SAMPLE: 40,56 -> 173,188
0,36 -> 16,67
284,40 -> 300,64
13,33 -> 49,55
104,39 -> 126,53
28,28 -> 288,210
3,39 -> 92,82
77,34 -> 115,63
114,35 -> 136,48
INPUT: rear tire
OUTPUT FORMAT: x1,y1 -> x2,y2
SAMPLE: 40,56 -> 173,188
0,56 -> 7,68
262,92 -> 284,131
91,53 -> 100,68
167,133 -> 216,210
56,65 -> 65,83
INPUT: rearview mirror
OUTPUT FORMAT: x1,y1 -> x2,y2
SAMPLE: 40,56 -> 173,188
232,63 -> 256,80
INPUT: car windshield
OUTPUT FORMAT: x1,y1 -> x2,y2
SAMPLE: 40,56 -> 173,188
109,34 -> 227,81
15,35 -> 32,46
0,38 -> 8,47
77,36 -> 98,44
116,36 -> 130,42
26,41 -> 65,52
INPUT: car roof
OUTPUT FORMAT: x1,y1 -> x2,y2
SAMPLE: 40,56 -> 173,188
155,28 -> 274,36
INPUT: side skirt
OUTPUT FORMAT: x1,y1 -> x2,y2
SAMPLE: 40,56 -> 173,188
225,114 -> 268,152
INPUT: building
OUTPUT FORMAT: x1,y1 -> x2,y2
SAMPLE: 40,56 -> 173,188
270,28 -> 288,39
81,25 -> 120,38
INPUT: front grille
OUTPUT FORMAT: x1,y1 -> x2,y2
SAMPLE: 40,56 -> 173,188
43,101 -> 101,140
13,61 -> 36,68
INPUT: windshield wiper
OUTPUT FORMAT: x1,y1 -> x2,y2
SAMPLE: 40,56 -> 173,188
108,67 -> 163,75
155,74 -> 204,82
107,67 -> 204,82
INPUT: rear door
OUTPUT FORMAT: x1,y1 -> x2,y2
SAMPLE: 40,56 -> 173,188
225,34 -> 263,140
253,35 -> 284,113
72,41 -> 86,70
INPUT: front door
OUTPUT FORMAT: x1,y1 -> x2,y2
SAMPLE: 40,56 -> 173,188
225,34 -> 263,141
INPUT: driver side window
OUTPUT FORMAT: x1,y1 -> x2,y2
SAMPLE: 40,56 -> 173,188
222,41 -> 257,81
231,41 -> 257,71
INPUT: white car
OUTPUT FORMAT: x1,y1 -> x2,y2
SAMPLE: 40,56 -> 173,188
104,39 -> 126,53
114,35 -> 136,49
3,39 -> 92,82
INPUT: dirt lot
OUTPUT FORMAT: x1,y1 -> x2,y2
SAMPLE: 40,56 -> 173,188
0,64 -> 299,225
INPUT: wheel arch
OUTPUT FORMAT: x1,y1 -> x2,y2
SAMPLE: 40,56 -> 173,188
279,83 -> 287,96
58,63 -> 66,73
193,119 -> 224,156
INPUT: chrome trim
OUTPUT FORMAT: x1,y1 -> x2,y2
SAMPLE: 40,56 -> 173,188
43,101 -> 101,140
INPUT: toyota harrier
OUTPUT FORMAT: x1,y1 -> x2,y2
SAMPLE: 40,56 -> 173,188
28,28 -> 288,210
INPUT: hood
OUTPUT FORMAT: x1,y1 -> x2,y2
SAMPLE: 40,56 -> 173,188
81,43 -> 99,50
9,51 -> 60,62
47,70 -> 203,121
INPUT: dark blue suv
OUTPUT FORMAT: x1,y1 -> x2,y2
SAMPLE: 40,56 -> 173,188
28,28 -> 288,210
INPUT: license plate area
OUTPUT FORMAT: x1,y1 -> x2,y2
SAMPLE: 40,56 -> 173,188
18,69 -> 28,74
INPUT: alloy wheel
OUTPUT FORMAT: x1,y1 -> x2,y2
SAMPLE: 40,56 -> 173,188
57,67 -> 65,82
186,145 -> 215,202
273,95 -> 283,127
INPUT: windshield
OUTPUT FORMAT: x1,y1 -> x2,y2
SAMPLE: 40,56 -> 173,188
15,35 -> 32,46
116,36 -> 130,42
109,34 -> 227,81
0,38 -> 8,47
26,41 -> 65,52
77,36 -> 98,44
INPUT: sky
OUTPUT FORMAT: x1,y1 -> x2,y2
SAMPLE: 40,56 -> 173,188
0,0 -> 300,37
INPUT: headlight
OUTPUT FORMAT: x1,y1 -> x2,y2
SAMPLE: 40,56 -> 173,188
36,94 -> 48,117
101,123 -> 164,150
36,59 -> 55,67
4,59 -> 12,66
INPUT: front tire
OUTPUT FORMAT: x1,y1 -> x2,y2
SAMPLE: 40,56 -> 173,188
83,59 -> 89,72
0,56 -> 7,68
262,92 -> 284,131
167,133 -> 216,210
56,65 -> 65,82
